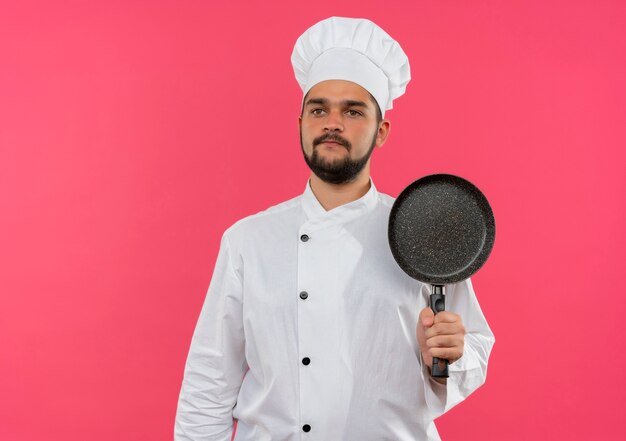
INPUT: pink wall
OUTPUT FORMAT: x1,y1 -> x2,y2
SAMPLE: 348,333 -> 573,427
1,1 -> 624,439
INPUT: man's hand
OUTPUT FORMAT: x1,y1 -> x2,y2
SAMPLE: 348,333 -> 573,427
416,307 -> 466,371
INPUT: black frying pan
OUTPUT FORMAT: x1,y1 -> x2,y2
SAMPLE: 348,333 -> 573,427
388,174 -> 495,377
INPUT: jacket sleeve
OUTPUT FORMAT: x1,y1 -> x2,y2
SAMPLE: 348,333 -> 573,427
175,232 -> 247,441
419,278 -> 495,418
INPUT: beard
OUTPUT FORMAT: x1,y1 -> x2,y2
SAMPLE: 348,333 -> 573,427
300,131 -> 377,185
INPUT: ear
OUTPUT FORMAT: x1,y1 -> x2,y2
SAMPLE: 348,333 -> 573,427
298,115 -> 302,130
375,119 -> 391,147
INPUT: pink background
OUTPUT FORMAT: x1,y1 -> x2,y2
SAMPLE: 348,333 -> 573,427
1,1 -> 625,439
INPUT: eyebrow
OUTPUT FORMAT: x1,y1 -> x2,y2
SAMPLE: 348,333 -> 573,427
304,98 -> 369,108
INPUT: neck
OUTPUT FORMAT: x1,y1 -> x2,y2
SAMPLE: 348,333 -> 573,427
309,166 -> 372,211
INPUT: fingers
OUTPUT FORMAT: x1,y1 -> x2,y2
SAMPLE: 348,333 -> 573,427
421,310 -> 465,364
429,346 -> 464,363
425,321 -> 465,339
424,333 -> 465,351
432,311 -> 462,324
418,307 -> 435,327
425,331 -> 464,363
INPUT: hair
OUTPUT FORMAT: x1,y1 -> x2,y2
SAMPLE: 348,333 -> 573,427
368,92 -> 383,124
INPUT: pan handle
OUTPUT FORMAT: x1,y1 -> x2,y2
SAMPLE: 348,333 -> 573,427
429,285 -> 449,378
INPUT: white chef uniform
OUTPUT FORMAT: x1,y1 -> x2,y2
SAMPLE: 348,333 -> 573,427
175,180 -> 495,441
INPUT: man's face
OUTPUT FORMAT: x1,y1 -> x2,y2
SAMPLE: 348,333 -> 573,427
299,80 -> 389,185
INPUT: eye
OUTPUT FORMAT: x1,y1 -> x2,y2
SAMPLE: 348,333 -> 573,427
310,108 -> 326,116
346,109 -> 363,117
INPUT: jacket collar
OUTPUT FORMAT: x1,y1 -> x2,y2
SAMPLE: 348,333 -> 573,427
301,179 -> 379,227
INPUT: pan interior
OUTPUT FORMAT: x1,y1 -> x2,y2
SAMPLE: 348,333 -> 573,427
389,176 -> 495,284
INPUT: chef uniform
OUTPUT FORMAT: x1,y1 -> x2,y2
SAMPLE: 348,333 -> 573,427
175,17 -> 495,441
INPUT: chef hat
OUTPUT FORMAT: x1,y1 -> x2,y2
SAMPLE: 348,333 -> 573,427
291,16 -> 411,116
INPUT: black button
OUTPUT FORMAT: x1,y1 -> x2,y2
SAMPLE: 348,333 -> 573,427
302,424 -> 311,432
302,357 -> 310,365
300,234 -> 309,242
299,291 -> 308,300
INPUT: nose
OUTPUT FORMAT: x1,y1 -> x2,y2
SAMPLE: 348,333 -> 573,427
324,109 -> 344,132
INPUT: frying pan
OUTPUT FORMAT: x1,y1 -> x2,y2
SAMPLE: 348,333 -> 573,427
388,174 -> 495,377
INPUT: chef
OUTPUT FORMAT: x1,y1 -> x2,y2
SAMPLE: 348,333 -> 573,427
175,16 -> 494,441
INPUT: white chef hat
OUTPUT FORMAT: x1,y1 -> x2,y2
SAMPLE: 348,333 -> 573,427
291,16 -> 411,116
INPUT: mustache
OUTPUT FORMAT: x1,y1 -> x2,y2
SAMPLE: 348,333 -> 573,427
313,133 -> 351,150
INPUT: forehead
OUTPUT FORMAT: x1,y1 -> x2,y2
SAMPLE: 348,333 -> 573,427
305,80 -> 373,106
